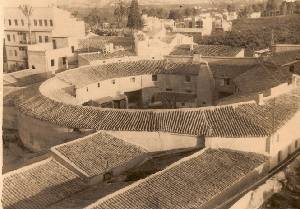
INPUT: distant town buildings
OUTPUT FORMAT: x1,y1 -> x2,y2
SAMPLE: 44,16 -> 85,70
3,6 -> 85,73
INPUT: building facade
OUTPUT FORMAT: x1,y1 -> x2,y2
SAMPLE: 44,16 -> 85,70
3,6 -> 85,73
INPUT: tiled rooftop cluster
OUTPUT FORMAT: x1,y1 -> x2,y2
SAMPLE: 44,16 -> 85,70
86,149 -> 267,209
53,132 -> 146,177
16,86 -> 300,138
170,44 -> 243,57
2,158 -> 86,209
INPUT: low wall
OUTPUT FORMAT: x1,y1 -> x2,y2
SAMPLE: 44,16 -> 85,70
106,131 -> 204,152
17,113 -> 94,152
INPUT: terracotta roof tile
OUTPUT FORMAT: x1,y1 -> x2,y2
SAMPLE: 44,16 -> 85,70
2,158 -> 86,209
53,132 -> 146,177
85,149 -> 267,209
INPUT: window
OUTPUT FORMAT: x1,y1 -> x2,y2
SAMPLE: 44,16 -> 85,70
45,36 -> 49,42
7,34 -> 11,42
62,57 -> 67,65
225,78 -> 230,85
14,19 -> 18,26
86,87 -> 89,92
130,77 -> 136,83
112,80 -> 116,84
32,65 -> 36,69
50,19 -> 53,26
39,19 -> 43,26
44,19 -> 48,26
39,36 -> 43,43
98,83 -> 100,88
51,59 -> 55,66
8,19 -> 11,26
34,19 -> 37,26
21,19 -> 24,26
181,102 -> 185,106
14,50 -> 18,56
71,46 -> 75,53
289,65 -> 295,73
152,74 -> 158,81
166,88 -> 173,91
186,89 -> 192,93
296,140 -> 298,149
185,75 -> 191,83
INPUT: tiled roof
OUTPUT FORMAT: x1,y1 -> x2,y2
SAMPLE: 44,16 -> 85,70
269,50 -> 300,66
170,44 -> 243,57
234,61 -> 291,94
56,60 -> 202,88
79,50 -> 135,62
52,132 -> 146,177
78,36 -> 133,53
85,148 -> 267,209
17,86 -> 300,138
2,158 -> 86,209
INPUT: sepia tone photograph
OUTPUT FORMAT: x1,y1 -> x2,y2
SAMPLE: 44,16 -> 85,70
1,0 -> 300,208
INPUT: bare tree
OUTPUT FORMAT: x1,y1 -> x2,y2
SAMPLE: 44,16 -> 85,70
19,5 -> 33,44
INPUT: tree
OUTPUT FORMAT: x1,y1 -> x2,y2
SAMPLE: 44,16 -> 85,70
184,8 -> 194,17
227,4 -> 236,12
266,0 -> 278,11
127,0 -> 143,30
280,1 -> 287,15
19,5 -> 33,44
114,0 -> 128,28
168,9 -> 183,20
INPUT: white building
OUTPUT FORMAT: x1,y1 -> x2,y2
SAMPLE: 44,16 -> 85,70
3,6 -> 85,72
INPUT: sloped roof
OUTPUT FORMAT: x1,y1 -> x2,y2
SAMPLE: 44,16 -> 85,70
16,86 -> 300,138
52,132 -> 146,178
234,61 -> 291,94
79,50 -> 135,62
170,44 -> 243,57
78,36 -> 133,53
2,158 -> 86,209
84,148 -> 267,209
269,50 -> 300,66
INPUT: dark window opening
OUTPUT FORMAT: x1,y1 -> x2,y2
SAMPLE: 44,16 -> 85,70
152,75 -> 158,81
186,89 -> 192,93
14,50 -> 18,56
86,87 -> 89,92
39,19 -> 43,26
71,46 -> 75,53
98,83 -> 100,88
8,19 -> 11,26
45,36 -> 49,42
32,65 -> 35,69
225,78 -> 230,85
39,36 -> 43,43
289,65 -> 295,73
166,88 -> 173,91
7,34 -> 11,42
112,80 -> 116,84
51,59 -> 55,66
62,57 -> 67,65
44,19 -> 48,26
185,75 -> 191,83
34,19 -> 37,26
50,19 -> 53,26
14,19 -> 18,26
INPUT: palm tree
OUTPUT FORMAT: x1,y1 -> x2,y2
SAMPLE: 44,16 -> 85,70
19,5 -> 33,44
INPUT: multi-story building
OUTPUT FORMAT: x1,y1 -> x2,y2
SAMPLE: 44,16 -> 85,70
3,6 -> 85,73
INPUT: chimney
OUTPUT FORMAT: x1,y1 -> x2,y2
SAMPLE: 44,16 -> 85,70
256,93 -> 264,105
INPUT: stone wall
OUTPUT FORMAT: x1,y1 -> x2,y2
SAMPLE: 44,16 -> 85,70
17,113 -> 94,152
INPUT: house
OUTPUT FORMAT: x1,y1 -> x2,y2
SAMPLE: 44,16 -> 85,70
3,6 -> 85,73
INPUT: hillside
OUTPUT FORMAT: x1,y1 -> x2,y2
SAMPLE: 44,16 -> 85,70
198,14 -> 300,55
